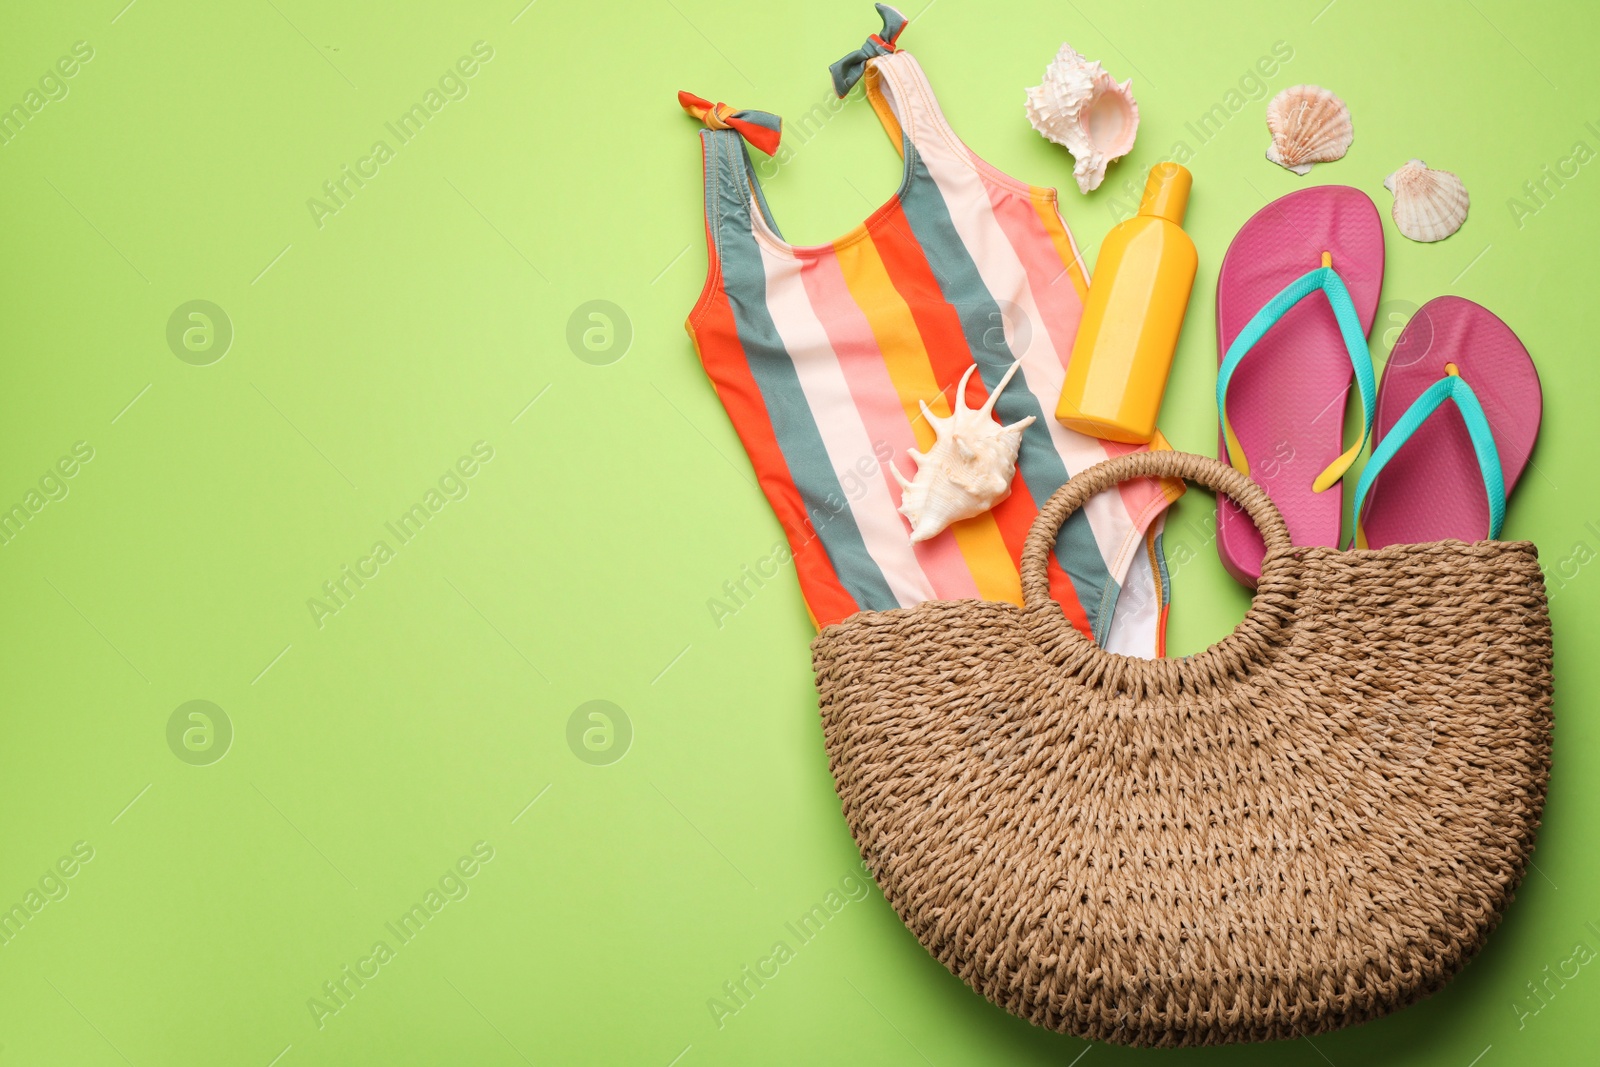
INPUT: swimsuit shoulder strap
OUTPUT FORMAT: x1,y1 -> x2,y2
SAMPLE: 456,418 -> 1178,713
828,4 -> 966,168
676,90 -> 785,247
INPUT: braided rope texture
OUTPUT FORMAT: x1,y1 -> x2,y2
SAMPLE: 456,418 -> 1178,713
812,451 -> 1553,1046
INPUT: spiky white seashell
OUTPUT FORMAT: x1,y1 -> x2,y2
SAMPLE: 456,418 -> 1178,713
1264,84 -> 1352,175
891,362 -> 1036,543
1025,43 -> 1139,194
1384,159 -> 1469,242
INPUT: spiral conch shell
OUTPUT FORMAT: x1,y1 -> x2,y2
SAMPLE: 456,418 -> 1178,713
1265,84 -> 1352,175
1025,43 -> 1139,194
892,362 -> 1035,543
1384,159 -> 1469,242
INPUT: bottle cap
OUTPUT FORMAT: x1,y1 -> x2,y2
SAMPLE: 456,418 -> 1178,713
1139,163 -> 1191,225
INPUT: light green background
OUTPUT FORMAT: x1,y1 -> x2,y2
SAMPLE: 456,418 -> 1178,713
0,1 -> 1595,1063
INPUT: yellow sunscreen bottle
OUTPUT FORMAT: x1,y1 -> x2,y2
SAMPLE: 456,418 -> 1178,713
1056,163 -> 1197,444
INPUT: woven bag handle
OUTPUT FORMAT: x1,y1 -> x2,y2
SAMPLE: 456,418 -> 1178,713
1021,450 -> 1293,612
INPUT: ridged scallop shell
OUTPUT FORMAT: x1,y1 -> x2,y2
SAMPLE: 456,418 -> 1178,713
1384,159 -> 1469,242
1264,85 -> 1352,175
1025,43 -> 1139,194
891,362 -> 1035,543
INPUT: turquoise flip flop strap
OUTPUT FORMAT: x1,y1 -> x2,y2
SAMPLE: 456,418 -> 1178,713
1216,256 -> 1377,492
1351,367 -> 1506,548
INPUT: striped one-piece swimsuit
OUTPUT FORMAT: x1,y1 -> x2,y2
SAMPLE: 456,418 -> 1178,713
680,5 -> 1181,656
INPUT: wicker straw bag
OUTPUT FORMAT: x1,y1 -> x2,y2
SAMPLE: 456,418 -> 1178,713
813,450 -> 1552,1047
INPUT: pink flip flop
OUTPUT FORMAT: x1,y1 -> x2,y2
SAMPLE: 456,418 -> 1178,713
1352,296 -> 1542,548
1215,186 -> 1385,585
